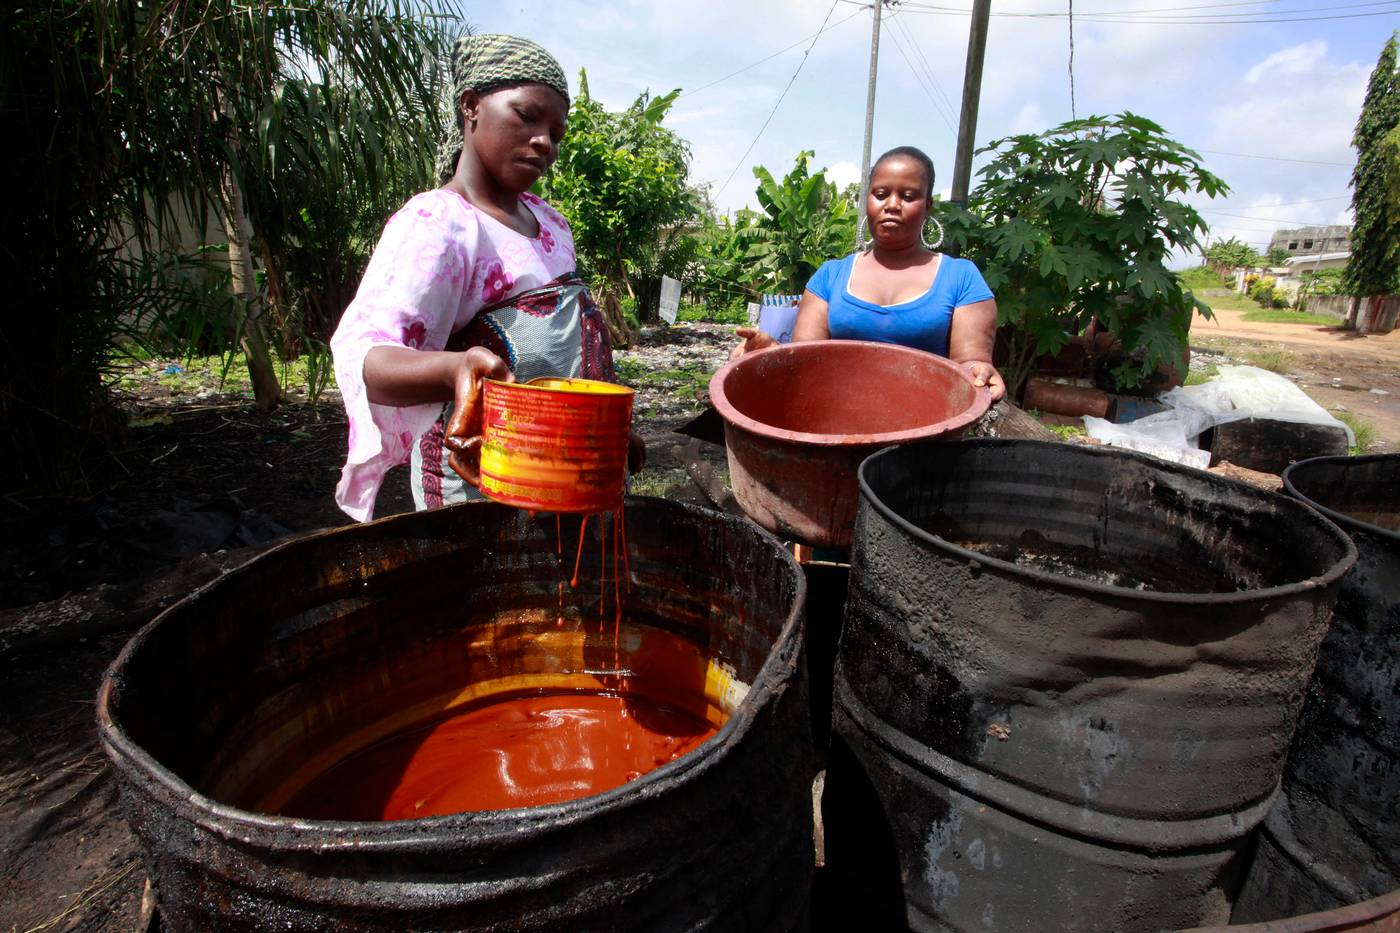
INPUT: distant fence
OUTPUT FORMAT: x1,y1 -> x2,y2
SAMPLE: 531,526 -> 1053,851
1304,294 -> 1399,334
1304,295 -> 1351,320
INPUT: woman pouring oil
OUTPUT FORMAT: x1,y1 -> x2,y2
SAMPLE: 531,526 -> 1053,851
306,35 -> 718,823
331,34 -> 642,522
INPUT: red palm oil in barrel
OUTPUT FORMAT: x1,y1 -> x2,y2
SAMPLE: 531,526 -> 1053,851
98,498 -> 814,932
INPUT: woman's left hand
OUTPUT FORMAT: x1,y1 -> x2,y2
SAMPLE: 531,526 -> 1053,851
963,361 -> 1006,403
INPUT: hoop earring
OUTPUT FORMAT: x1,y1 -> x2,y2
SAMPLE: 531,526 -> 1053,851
922,217 -> 944,251
856,216 -> 871,251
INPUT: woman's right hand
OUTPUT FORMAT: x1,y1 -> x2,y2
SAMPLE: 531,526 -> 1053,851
730,327 -> 777,360
444,347 -> 513,486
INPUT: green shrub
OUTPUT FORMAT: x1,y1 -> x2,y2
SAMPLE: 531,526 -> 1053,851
1048,423 -> 1086,441
1179,266 -> 1225,290
1247,275 -> 1287,309
1300,267 -> 1347,297
620,296 -> 642,333
677,299 -> 749,325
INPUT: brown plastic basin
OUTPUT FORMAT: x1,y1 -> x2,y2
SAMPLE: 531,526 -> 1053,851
709,340 -> 990,548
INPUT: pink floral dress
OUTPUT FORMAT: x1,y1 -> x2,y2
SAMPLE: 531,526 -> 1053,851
330,189 -> 613,521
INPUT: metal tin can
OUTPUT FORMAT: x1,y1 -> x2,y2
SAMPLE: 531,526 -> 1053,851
478,377 -> 634,513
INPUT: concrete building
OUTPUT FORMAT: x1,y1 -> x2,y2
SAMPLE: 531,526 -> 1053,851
1267,225 -> 1351,257
1283,251 -> 1350,273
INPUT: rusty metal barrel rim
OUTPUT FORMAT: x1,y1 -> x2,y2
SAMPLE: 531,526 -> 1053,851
834,675 -> 1281,852
857,438 -> 1357,606
708,339 -> 991,447
96,497 -> 806,854
1283,452 -> 1400,542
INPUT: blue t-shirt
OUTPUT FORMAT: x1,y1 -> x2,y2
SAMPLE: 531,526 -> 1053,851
805,253 -> 994,357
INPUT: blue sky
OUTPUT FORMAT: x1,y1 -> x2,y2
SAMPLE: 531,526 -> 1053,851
467,1 -> 1398,264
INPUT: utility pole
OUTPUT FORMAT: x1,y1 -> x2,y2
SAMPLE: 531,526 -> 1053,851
856,0 -> 884,248
950,0 -> 991,208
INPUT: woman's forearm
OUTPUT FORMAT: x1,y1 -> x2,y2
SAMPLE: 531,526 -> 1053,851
948,298 -> 997,365
363,346 -> 461,406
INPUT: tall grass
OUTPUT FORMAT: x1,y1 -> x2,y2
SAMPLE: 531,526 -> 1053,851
1240,310 -> 1340,326
1336,411 -> 1377,455
1245,349 -> 1295,374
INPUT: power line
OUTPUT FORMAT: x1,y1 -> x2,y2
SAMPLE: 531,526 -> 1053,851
1195,148 -> 1352,167
1072,0 -> 1398,16
883,16 -> 958,132
884,12 -> 963,120
676,7 -> 865,101
1056,0 -> 1285,11
889,14 -> 958,120
898,0 -> 1395,15
1219,194 -> 1349,208
896,0 -> 1400,24
1200,207 -> 1348,225
715,0 -> 842,197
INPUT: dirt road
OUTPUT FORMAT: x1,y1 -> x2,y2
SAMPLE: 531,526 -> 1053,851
1193,304 -> 1400,453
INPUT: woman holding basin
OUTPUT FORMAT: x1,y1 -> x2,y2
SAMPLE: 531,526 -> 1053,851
732,146 -> 1005,403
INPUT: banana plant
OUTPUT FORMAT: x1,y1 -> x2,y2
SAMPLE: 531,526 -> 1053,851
737,152 -> 855,295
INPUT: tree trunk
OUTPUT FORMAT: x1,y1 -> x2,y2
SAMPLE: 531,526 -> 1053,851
256,233 -> 293,355
597,288 -> 633,350
217,91 -> 281,412
1004,329 -> 1035,406
1346,294 -> 1361,329
221,169 -> 283,412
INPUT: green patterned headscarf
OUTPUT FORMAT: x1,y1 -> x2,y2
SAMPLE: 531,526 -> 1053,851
436,34 -> 570,183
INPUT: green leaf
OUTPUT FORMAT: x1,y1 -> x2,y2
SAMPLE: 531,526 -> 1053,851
1034,178 -> 1081,210
993,220 -> 1040,262
1039,243 -> 1068,280
1126,263 -> 1174,299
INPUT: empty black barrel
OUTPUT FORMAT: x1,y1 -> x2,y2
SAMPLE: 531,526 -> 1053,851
826,439 -> 1356,931
98,498 -> 814,931
1233,453 -> 1400,922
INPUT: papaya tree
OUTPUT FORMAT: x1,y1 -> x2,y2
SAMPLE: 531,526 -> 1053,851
937,112 -> 1227,400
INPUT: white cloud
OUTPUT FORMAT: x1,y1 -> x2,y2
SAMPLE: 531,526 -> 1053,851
1209,45 -> 1365,164
1244,41 -> 1328,84
826,160 -> 861,189
1009,102 -> 1044,135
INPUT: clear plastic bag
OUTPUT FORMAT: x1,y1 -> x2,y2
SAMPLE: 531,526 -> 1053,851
1083,365 -> 1353,465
